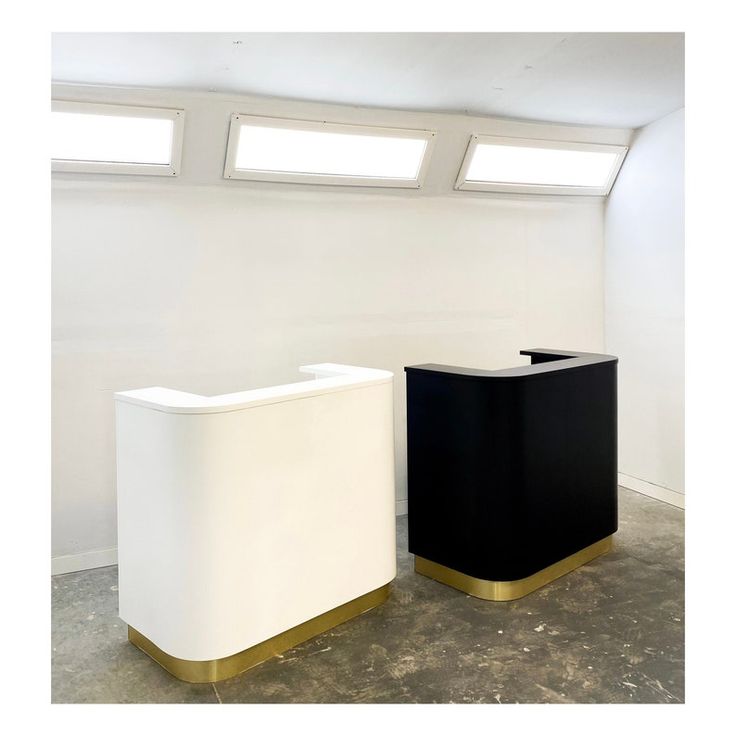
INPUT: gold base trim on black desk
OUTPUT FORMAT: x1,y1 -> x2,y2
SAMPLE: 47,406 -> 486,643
415,536 -> 613,602
128,582 -> 392,683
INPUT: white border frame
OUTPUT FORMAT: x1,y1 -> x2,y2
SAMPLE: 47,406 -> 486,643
51,100 -> 185,177
223,114 -> 436,189
455,135 -> 628,196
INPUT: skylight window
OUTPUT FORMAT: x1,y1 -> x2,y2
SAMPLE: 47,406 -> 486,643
51,101 -> 185,176
224,115 -> 435,188
456,135 -> 628,195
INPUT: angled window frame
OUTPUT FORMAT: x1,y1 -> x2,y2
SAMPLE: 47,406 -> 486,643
223,114 -> 436,189
51,100 -> 185,177
455,134 -> 628,196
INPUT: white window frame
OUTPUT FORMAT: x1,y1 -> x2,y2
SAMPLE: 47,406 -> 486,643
223,114 -> 436,189
51,100 -> 185,176
455,135 -> 628,196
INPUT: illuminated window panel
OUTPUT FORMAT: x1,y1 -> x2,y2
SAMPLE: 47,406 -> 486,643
51,101 -> 185,176
224,115 -> 435,188
456,135 -> 628,195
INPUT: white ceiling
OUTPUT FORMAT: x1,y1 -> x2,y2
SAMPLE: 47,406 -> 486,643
51,33 -> 684,129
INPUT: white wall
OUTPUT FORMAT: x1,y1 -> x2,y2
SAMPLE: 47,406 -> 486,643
52,84 -> 624,570
605,108 -> 685,496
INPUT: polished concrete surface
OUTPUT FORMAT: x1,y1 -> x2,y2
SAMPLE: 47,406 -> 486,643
51,487 -> 684,703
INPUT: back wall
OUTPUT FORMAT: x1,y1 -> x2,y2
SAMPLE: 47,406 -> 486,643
52,84 -> 621,571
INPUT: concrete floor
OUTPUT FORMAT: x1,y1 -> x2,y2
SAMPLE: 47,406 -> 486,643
51,487 -> 684,703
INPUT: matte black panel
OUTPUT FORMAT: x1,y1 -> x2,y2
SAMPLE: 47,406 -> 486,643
405,349 -> 618,581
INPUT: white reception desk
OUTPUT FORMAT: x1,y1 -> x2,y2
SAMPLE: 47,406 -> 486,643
115,363 -> 396,682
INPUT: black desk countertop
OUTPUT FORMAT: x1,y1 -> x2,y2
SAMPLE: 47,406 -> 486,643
405,348 -> 618,381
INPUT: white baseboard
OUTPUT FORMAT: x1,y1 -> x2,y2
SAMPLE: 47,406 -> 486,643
52,546 -> 118,576
618,473 -> 685,509
395,498 -> 408,516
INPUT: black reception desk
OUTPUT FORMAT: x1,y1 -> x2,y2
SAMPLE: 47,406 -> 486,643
405,349 -> 618,601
